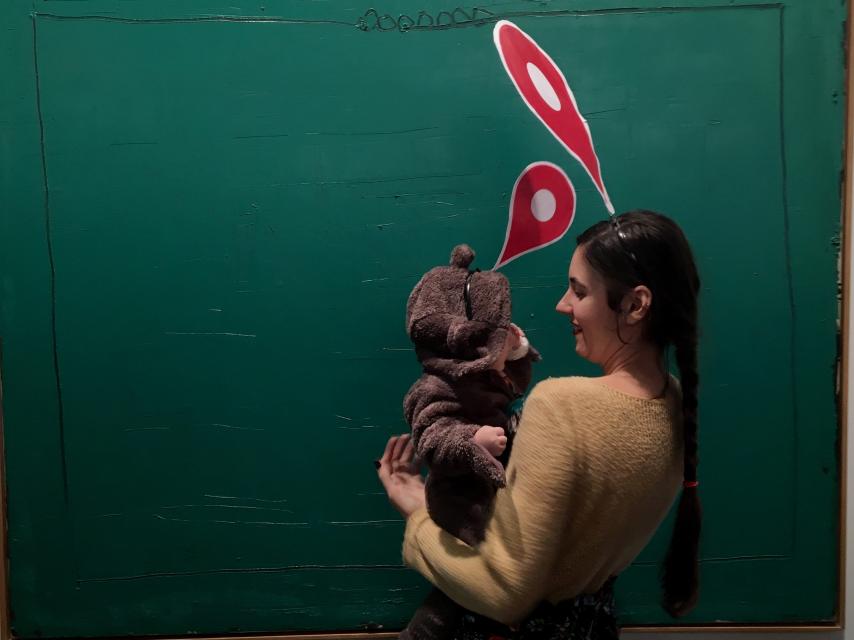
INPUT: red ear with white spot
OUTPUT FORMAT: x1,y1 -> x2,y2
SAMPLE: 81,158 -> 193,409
493,20 -> 614,214
494,162 -> 576,270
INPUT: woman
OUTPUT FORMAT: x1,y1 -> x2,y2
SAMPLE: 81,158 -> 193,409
378,210 -> 702,638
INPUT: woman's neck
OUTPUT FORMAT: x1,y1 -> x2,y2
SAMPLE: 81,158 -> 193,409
599,341 -> 668,398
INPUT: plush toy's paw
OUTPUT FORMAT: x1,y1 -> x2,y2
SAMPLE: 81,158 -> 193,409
473,425 -> 507,456
487,463 -> 507,488
471,443 -> 507,488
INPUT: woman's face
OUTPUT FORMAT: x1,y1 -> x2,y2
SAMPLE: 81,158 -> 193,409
555,245 -> 622,365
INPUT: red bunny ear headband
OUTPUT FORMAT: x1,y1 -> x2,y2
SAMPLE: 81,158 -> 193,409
492,23 -> 697,493
491,20 -> 613,271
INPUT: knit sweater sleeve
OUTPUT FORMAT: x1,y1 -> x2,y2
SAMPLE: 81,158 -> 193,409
402,379 -> 577,624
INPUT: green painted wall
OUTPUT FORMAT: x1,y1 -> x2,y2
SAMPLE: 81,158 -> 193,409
0,0 -> 846,635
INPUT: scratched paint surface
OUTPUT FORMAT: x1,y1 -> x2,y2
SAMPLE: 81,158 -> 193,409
0,0 -> 846,635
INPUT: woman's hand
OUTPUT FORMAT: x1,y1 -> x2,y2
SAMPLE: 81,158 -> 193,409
376,434 -> 426,519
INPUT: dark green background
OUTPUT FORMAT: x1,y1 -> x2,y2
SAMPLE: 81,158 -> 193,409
0,0 -> 846,635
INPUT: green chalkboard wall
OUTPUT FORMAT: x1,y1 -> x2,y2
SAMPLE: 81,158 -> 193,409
0,0 -> 846,636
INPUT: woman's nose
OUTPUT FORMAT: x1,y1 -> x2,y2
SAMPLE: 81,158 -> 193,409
555,295 -> 572,316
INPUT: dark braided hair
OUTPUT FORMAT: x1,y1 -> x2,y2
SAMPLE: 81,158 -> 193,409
576,210 -> 701,617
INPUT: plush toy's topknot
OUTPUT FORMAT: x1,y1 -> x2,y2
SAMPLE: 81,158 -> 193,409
450,244 -> 475,269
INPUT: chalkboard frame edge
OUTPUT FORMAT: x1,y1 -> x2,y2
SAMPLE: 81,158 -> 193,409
0,626 -> 842,640
0,1 -> 850,636
835,0 -> 854,631
0,344 -> 12,640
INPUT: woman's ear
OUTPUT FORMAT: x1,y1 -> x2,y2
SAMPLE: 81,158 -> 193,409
621,285 -> 653,325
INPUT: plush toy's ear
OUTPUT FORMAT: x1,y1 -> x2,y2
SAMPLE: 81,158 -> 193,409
444,320 -> 510,378
409,313 -> 456,350
405,276 -> 426,335
450,244 -> 475,269
503,342 -> 540,394
446,318 -> 490,356
506,335 -> 530,362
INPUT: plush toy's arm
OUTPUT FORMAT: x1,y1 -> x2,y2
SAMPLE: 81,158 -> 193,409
404,386 -> 505,487
417,413 -> 506,487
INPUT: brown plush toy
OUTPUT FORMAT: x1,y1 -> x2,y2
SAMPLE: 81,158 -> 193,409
400,244 -> 540,640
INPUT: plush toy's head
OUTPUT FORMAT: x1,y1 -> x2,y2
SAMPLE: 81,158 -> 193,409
406,245 -> 513,378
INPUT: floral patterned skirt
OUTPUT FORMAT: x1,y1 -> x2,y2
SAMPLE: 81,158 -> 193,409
454,578 -> 618,640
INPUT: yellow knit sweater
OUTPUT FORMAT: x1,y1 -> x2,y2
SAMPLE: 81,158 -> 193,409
403,376 -> 683,625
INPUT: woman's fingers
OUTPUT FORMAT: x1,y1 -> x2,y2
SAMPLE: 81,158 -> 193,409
391,434 -> 411,472
391,433 -> 409,462
378,435 -> 400,481
400,436 -> 419,473
401,436 -> 415,464
378,434 -> 416,478
380,436 -> 397,466
376,434 -> 427,518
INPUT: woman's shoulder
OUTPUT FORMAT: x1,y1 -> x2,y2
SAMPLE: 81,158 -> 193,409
520,377 -> 626,449
523,376 -> 678,451
523,376 -> 602,418
526,376 -> 675,425
531,374 -> 677,402
528,375 -> 607,400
